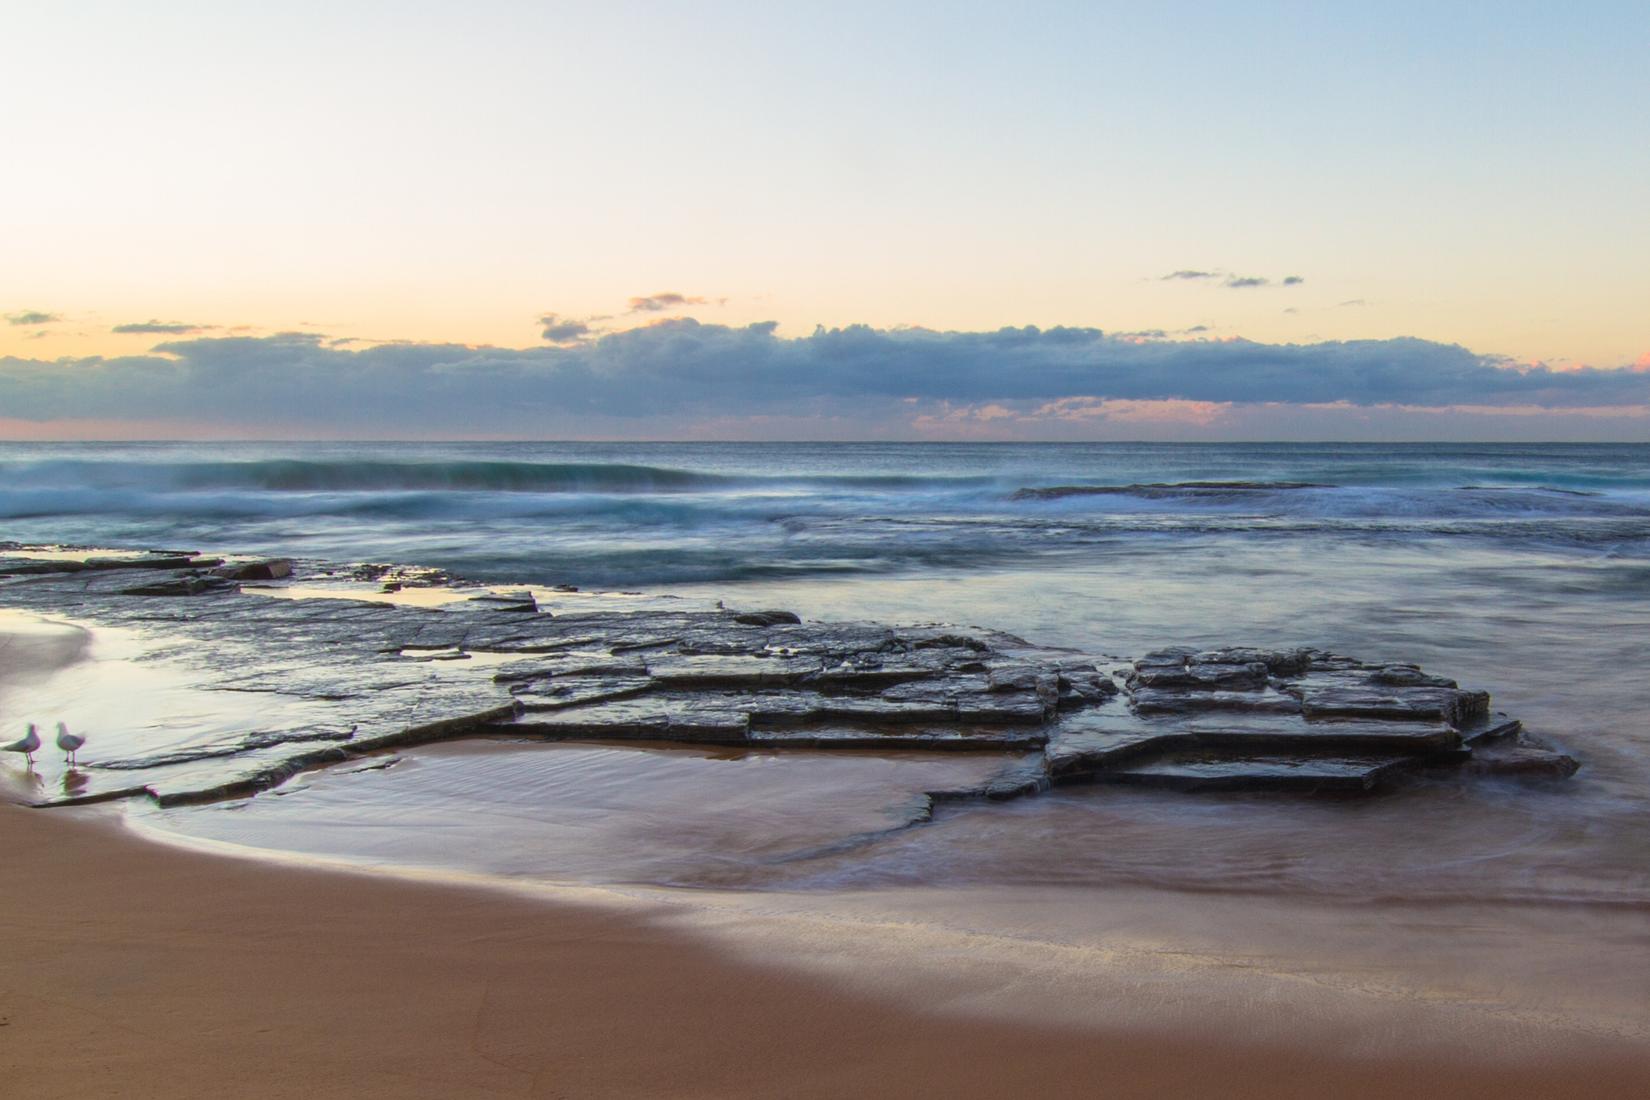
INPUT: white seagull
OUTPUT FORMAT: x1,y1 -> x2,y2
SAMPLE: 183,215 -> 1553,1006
57,721 -> 86,766
4,723 -> 41,766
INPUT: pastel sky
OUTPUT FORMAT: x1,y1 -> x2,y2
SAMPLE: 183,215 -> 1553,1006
3,1 -> 1647,440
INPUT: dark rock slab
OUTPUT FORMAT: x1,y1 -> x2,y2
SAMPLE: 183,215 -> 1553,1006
1463,744 -> 1581,779
1047,722 -> 1180,779
929,753 -> 1051,803
212,559 -> 295,581
645,653 -> 818,688
0,554 -> 215,576
1132,663 -> 1269,691
1195,647 -> 1315,676
462,590 -> 538,614
505,698 -> 751,743
732,609 -> 802,627
1054,665 -> 1119,708
480,633 -> 608,654
119,573 -> 237,597
1178,719 -> 1462,754
1096,753 -> 1411,793
1297,681 -> 1489,725
1459,712 -> 1523,744
1368,665 -> 1457,688
495,656 -> 650,682
750,727 -> 1047,751
810,696 -> 969,723
1131,686 -> 1304,716
956,692 -> 1053,724
806,661 -> 950,689
509,677 -> 658,711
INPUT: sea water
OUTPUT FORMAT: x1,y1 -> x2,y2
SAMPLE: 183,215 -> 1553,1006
5,441 -> 1649,587
4,441 -> 1649,1048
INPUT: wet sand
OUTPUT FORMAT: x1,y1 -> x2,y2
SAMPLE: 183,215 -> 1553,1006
10,801 -> 1650,1099
4,625 -> 1650,1097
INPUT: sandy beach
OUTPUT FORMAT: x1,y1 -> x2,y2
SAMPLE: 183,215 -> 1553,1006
8,800 -> 1650,1099
3,616 -> 1649,1098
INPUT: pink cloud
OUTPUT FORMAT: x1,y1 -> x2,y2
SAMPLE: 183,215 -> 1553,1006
1370,402 -> 1650,419
1284,399 -> 1650,419
1513,354 -> 1650,375
908,396 -> 1233,438
1033,397 -> 1230,426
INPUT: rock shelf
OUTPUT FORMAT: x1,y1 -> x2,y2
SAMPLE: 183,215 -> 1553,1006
0,546 -> 1579,811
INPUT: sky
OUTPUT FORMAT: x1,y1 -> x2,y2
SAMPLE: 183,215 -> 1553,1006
3,1 -> 1647,440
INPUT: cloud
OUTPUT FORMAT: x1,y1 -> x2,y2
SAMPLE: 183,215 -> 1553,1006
627,292 -> 710,313
5,322 -> 1650,440
1031,397 -> 1229,426
1112,325 -> 1215,342
538,313 -> 593,345
111,320 -> 216,335
1161,272 -> 1305,289
5,310 -> 61,325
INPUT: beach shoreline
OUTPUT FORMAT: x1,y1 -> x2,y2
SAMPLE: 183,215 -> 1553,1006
4,615 -> 1650,1097
9,801 -> 1650,1098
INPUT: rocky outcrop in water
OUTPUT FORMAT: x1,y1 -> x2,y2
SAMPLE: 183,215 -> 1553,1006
0,546 -> 1578,810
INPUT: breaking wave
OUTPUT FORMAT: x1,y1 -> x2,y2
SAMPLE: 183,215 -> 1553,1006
3,442 -> 1650,585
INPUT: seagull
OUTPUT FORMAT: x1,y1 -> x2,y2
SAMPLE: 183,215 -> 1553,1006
4,724 -> 40,766
57,721 -> 85,766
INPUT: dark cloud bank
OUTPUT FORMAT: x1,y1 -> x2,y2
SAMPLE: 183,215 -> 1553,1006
1157,271 -> 1303,289
5,311 -> 62,326
111,320 -> 216,335
628,292 -> 710,313
3,320 -> 1648,438
537,313 -> 593,345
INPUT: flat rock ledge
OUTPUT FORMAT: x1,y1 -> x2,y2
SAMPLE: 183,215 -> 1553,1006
0,546 -> 1579,812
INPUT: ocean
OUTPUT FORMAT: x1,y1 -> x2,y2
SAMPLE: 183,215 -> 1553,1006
4,440 -> 1649,1048
5,441 -> 1649,588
